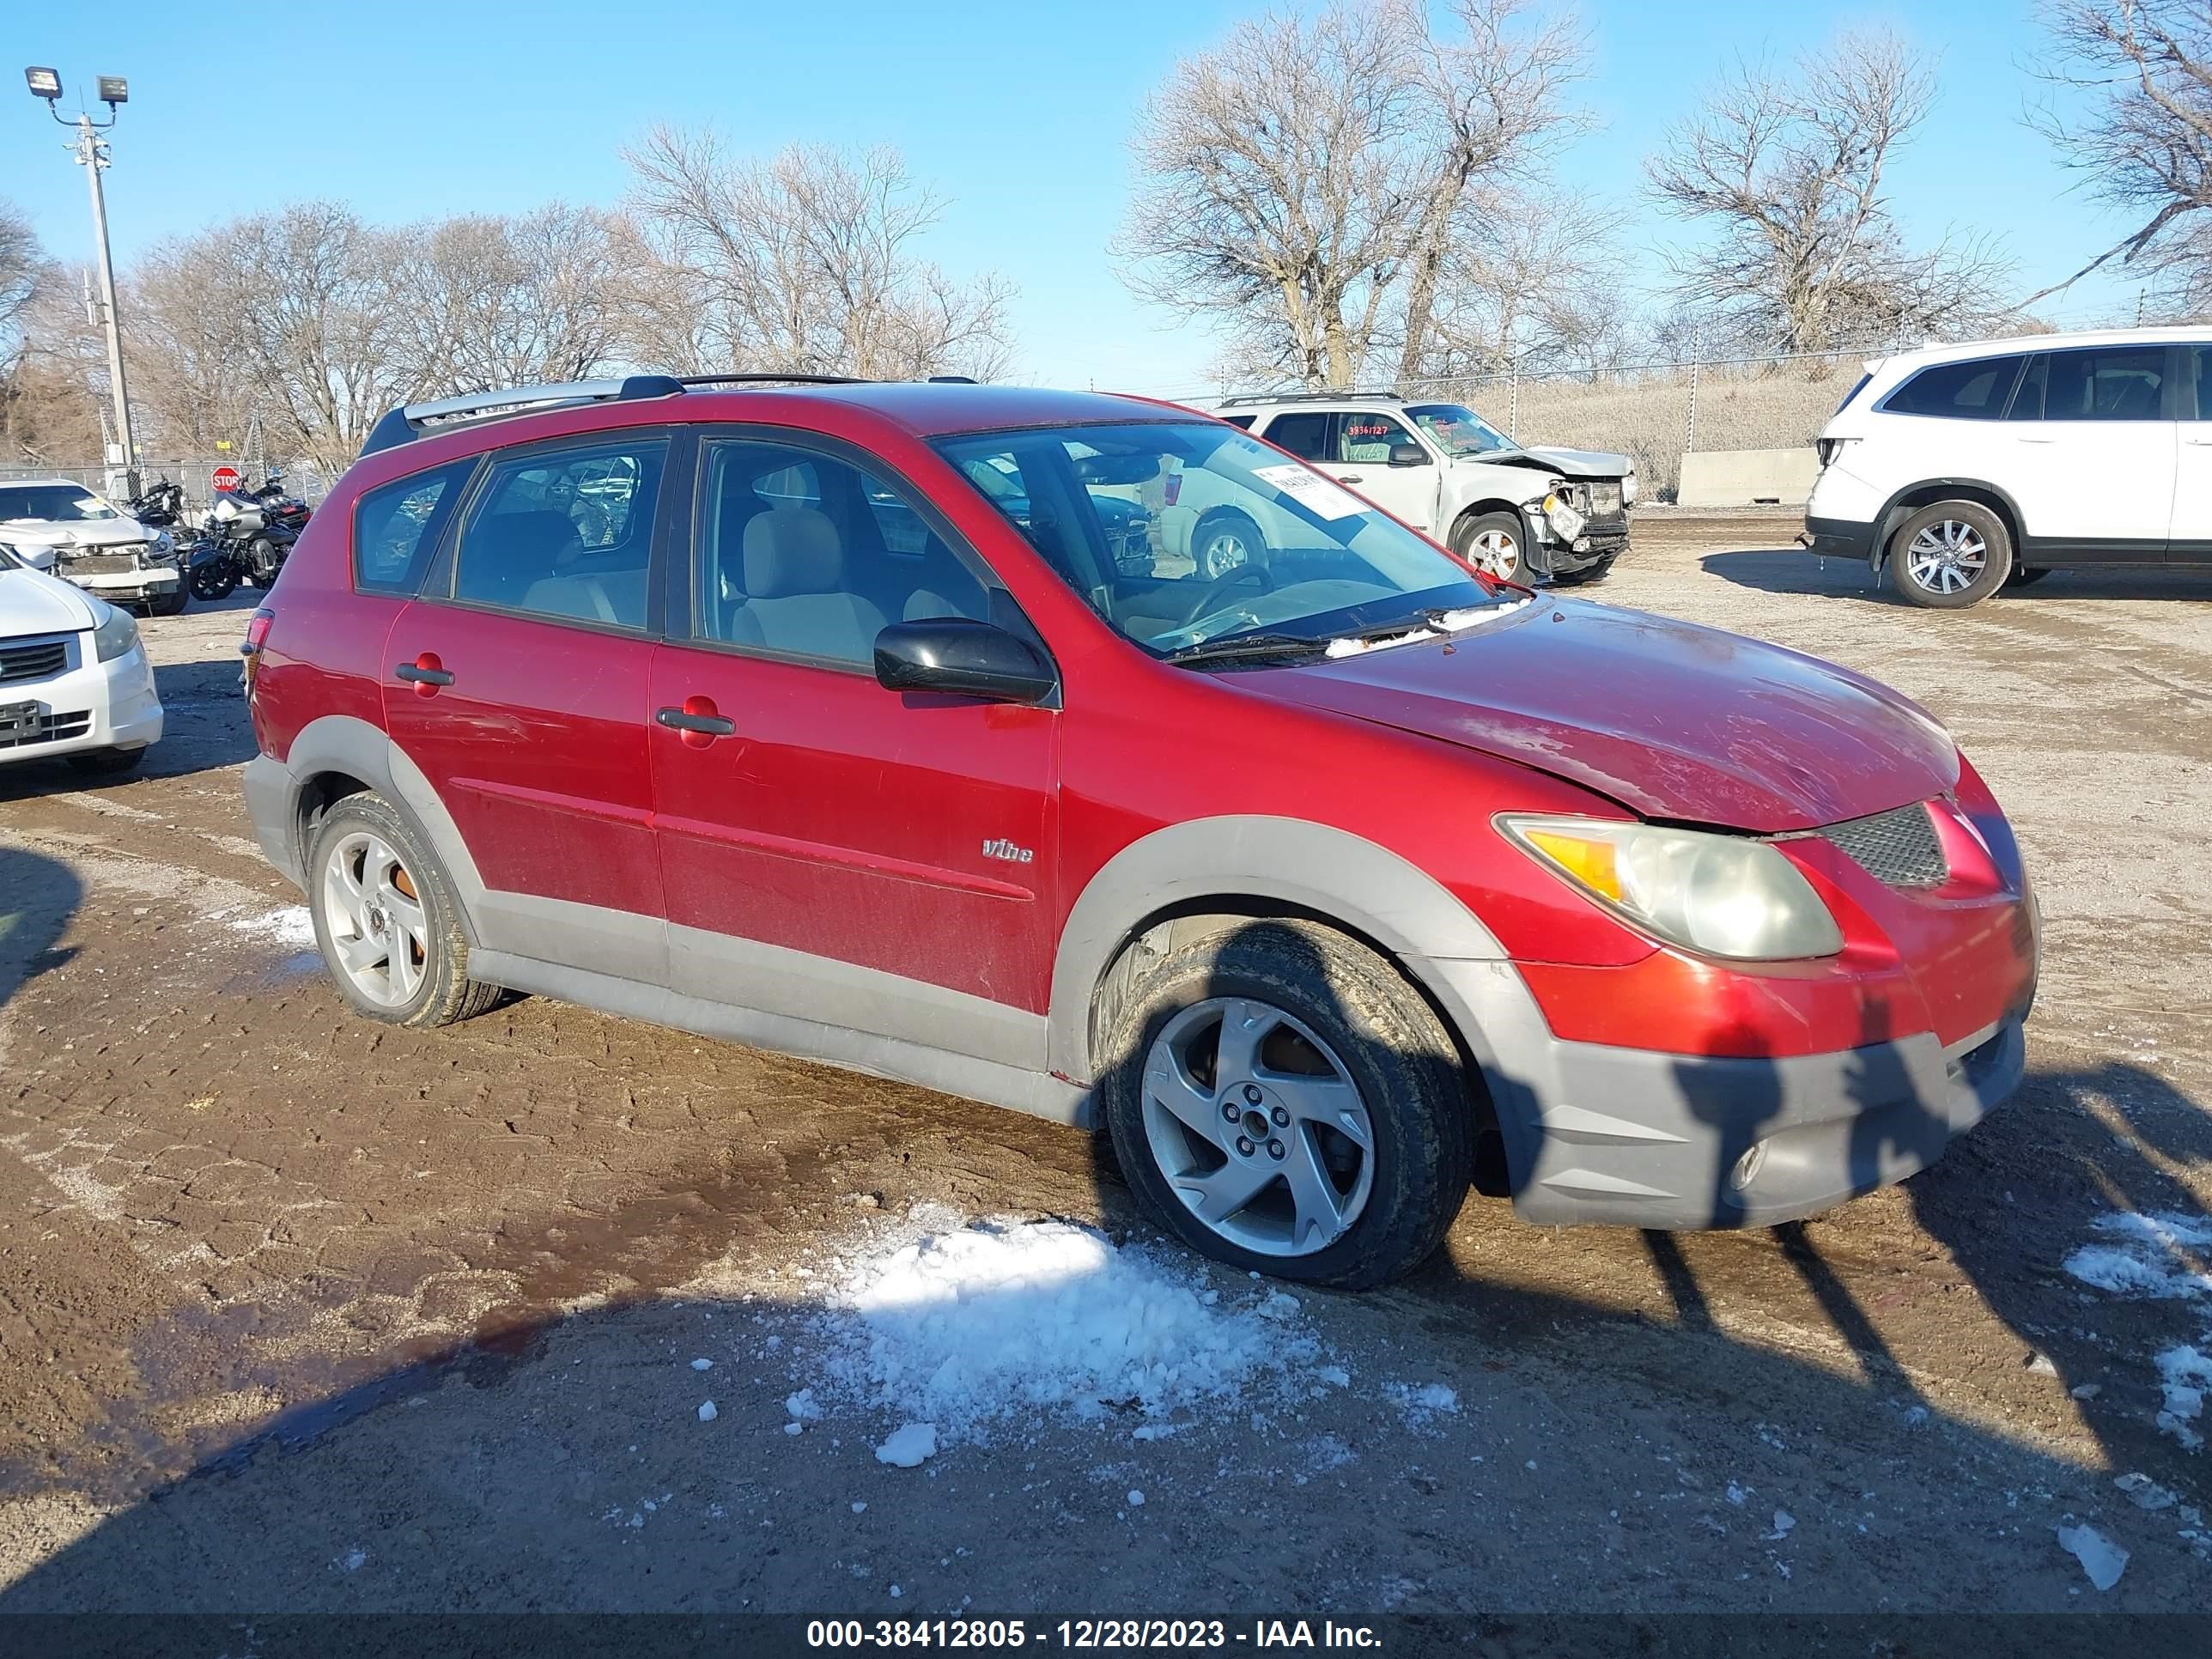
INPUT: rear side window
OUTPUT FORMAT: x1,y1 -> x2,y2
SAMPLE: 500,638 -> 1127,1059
451,438 -> 667,629
352,461 -> 475,595
1262,411 -> 1334,459
2011,346 -> 2166,421
1879,356 -> 2027,420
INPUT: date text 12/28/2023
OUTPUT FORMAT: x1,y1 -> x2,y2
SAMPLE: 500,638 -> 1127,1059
805,1620 -> 1383,1650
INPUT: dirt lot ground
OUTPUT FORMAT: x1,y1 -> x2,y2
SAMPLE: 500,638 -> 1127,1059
1,516 -> 2208,1618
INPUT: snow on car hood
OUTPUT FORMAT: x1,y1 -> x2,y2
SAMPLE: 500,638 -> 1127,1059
0,562 -> 100,637
1242,599 -> 1959,833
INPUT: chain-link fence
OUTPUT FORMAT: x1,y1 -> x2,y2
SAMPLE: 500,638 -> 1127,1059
0,458 -> 326,514
1399,348 -> 1873,501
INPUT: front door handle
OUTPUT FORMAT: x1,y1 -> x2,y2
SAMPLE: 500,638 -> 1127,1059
656,699 -> 736,745
392,654 -> 453,694
1335,472 -> 1365,483
2185,437 -> 2212,447
2015,435 -> 2058,444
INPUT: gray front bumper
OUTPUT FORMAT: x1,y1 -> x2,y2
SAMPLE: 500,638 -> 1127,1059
1416,957 -> 2026,1230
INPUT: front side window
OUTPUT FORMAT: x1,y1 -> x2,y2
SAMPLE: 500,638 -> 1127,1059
2011,346 -> 2166,421
1405,404 -> 1514,457
934,422 -> 1507,660
352,460 -> 474,595
452,438 -> 667,629
1881,356 -> 2027,420
1336,412 -> 1420,464
696,437 -> 989,665
0,484 -> 123,524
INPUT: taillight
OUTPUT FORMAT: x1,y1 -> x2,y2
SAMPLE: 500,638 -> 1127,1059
240,606 -> 275,696
1814,436 -> 1856,469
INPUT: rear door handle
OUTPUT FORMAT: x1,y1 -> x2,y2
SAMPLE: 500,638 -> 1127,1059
1335,472 -> 1364,483
392,656 -> 453,690
656,704 -> 736,737
2185,437 -> 2212,447
2015,435 -> 2058,444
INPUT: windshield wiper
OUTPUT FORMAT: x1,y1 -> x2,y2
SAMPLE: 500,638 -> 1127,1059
1160,631 -> 1327,666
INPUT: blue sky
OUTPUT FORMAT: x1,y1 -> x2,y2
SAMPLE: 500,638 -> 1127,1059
3,0 -> 2142,395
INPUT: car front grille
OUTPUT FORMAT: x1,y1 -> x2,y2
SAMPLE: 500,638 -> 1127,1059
1818,801 -> 1948,890
0,637 -> 70,686
0,710 -> 91,750
1589,482 -> 1623,517
60,554 -> 140,575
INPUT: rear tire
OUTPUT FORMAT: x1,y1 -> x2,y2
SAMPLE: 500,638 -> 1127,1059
1450,511 -> 1525,581
1190,509 -> 1264,580
306,792 -> 502,1029
1099,919 -> 1474,1289
1886,501 -> 2011,608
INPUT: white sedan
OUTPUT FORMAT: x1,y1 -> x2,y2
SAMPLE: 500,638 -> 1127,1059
0,542 -> 164,775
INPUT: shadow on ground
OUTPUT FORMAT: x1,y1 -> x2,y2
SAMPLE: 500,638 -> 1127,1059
1702,549 -> 2212,605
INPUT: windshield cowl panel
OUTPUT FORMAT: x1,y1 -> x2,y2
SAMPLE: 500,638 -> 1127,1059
931,420 -> 1507,668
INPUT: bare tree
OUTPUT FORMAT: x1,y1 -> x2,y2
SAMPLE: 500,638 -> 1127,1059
386,204 -> 637,394
1405,188 -> 1629,379
1120,1 -> 1422,390
2030,1 -> 2212,307
1395,1 -> 1595,382
0,259 -> 107,465
0,202 -> 41,369
1647,31 -> 2011,352
625,131 -> 1013,380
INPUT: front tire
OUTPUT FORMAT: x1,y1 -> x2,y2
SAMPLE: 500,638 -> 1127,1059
1450,511 -> 1524,581
1099,920 -> 1474,1289
188,561 -> 238,602
307,792 -> 501,1029
147,586 -> 189,617
1887,501 -> 2012,608
1190,509 -> 1263,580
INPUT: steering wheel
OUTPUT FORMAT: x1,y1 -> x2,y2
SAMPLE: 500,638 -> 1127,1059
1177,562 -> 1277,624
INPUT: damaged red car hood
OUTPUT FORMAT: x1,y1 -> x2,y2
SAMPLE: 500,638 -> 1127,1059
1243,599 -> 1960,832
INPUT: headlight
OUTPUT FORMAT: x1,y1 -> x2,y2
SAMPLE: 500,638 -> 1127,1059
1621,473 -> 1638,505
90,600 -> 142,663
1498,815 -> 1844,961
1541,488 -> 1586,542
152,530 -> 176,558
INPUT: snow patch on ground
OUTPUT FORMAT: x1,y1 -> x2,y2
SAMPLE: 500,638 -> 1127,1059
2056,1522 -> 2129,1590
808,1213 -> 1331,1443
2155,1344 -> 2210,1450
1385,1382 -> 1460,1431
226,905 -> 316,951
2063,1212 -> 2212,1300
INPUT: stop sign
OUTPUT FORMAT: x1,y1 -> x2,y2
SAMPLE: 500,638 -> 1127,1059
211,465 -> 241,494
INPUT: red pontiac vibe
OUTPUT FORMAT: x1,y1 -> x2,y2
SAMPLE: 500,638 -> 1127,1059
239,378 -> 2037,1287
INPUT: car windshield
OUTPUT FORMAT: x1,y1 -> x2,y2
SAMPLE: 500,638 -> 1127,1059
1405,404 -> 1516,458
0,484 -> 123,524
933,421 -> 1504,659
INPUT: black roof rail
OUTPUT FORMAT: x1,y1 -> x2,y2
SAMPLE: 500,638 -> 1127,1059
1214,387 -> 1407,408
674,372 -> 870,387
358,374 -> 683,459
926,374 -> 977,384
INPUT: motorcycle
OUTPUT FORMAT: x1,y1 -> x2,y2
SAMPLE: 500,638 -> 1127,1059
126,478 -> 188,530
185,488 -> 300,601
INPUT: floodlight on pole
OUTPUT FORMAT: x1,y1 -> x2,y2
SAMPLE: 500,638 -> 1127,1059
22,66 -> 138,497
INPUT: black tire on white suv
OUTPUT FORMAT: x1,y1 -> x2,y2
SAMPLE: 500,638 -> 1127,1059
1885,500 -> 2013,609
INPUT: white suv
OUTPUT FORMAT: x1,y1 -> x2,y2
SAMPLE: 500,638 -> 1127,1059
0,542 -> 164,774
1806,326 -> 2212,607
0,477 -> 185,614
1201,395 -> 1635,584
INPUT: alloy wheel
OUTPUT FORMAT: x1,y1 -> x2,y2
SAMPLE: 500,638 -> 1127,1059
1468,529 -> 1520,580
1196,526 -> 1252,580
1905,520 -> 1987,596
319,830 -> 430,1007
1139,997 -> 1376,1257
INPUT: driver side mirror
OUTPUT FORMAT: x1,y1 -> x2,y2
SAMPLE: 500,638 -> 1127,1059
1388,443 -> 1430,468
873,617 -> 1056,705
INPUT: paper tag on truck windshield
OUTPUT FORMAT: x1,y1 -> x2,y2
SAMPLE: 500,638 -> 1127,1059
1252,464 -> 1367,521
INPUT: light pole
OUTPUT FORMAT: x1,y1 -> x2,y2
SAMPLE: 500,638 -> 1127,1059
24,66 -> 138,501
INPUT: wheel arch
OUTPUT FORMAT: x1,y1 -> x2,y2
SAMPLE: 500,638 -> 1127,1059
273,714 -> 489,943
1049,817 -> 1515,1146
1870,478 -> 2025,572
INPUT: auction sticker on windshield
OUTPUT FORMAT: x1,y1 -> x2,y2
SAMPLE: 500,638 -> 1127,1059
1251,463 -> 1365,520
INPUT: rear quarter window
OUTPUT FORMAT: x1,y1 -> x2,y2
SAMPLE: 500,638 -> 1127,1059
1878,356 -> 2028,420
351,460 -> 477,595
